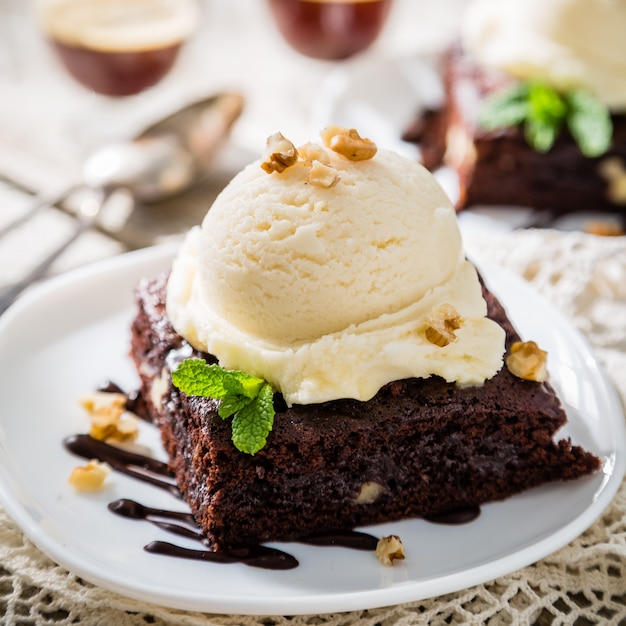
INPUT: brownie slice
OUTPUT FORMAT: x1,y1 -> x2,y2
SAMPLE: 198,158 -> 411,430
130,272 -> 600,552
404,46 -> 626,218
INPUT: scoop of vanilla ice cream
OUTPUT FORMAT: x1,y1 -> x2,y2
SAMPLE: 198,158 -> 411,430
462,0 -> 626,110
167,140 -> 505,406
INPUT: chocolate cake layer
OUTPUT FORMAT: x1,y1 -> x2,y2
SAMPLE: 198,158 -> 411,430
130,272 -> 600,552
404,46 -> 626,216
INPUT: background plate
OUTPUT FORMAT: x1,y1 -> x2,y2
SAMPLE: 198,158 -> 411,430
0,243 -> 623,615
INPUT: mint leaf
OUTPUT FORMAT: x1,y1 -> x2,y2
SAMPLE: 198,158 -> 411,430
478,80 -> 612,157
231,383 -> 275,455
566,89 -> 613,157
478,82 -> 530,131
527,82 -> 567,124
525,83 -> 566,152
525,116 -> 560,153
171,359 -> 229,398
171,359 -> 276,455
223,371 -> 265,400
218,394 -> 252,419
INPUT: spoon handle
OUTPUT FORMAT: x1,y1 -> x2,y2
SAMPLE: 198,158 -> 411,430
0,187 -> 111,316
0,185 -> 80,241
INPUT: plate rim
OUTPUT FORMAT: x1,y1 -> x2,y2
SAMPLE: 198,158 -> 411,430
0,243 -> 624,615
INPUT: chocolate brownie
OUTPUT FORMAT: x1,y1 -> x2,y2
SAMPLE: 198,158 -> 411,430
404,46 -> 626,218
130,272 -> 600,552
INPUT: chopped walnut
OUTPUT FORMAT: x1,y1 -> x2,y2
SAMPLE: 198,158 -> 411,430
376,535 -> 406,566
319,125 -> 344,147
320,126 -> 377,161
584,219 -> 625,237
356,481 -> 385,504
68,459 -> 111,492
598,157 -> 626,204
80,391 -> 126,414
260,132 -> 299,173
79,391 -> 139,444
150,367 -> 170,410
425,303 -> 461,347
308,159 -> 341,188
90,412 -> 140,443
298,141 -> 331,165
505,340 -> 548,382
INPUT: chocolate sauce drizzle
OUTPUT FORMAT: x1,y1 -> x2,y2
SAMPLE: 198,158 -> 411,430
65,385 -> 481,570
145,541 -> 299,570
107,498 -> 298,569
108,499 -> 200,539
65,434 -> 180,498
424,507 -> 481,525
97,381 -> 153,423
63,433 -> 384,570
301,530 -> 378,551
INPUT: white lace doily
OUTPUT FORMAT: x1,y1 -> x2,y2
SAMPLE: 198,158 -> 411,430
1,228 -> 625,626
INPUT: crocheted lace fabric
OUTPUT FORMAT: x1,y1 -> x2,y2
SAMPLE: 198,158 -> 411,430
1,229 -> 625,626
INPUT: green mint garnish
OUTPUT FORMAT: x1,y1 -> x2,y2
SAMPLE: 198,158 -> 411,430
171,359 -> 275,455
478,81 -> 612,157
231,383 -> 275,455
566,89 -> 614,157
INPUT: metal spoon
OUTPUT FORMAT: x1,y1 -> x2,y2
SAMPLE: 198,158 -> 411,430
0,92 -> 244,315
81,92 -> 244,200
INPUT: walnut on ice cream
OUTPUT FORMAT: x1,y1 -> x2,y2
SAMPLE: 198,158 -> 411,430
308,159 -> 340,188
260,132 -> 299,173
425,303 -> 461,347
298,141 -> 332,165
320,125 -> 377,161
505,340 -> 548,382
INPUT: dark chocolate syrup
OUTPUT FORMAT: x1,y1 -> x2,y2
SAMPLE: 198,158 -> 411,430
145,541 -> 299,570
108,499 -> 201,539
64,434 -> 180,498
63,433 -> 382,570
302,529 -> 378,551
107,498 -> 298,569
97,381 -> 152,423
66,387 -> 482,570
424,506 -> 481,525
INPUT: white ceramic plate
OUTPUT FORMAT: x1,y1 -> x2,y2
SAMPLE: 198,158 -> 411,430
0,244 -> 624,616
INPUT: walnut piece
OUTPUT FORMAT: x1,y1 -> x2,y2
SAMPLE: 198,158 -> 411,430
260,132 -> 299,173
584,219 -> 625,237
376,535 -> 406,566
68,459 -> 111,492
320,126 -> 377,161
505,340 -> 548,382
356,481 -> 385,504
298,141 -> 331,165
598,157 -> 626,204
80,391 -> 126,414
425,303 -> 461,347
150,367 -> 170,410
79,391 -> 139,444
308,159 -> 341,188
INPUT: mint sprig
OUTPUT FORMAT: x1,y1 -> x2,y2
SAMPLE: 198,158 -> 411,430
478,81 -> 613,157
566,90 -> 614,158
171,359 -> 275,455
